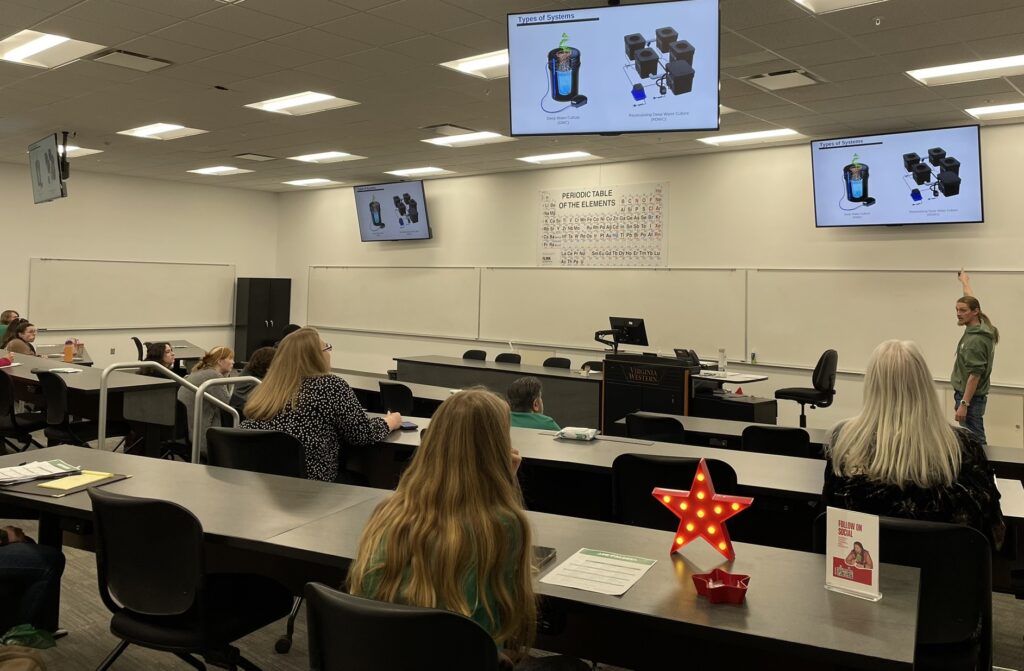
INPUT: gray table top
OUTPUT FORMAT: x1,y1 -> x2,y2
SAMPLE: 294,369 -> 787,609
168,339 -> 205,361
2,353 -> 175,393
34,344 -> 94,366
395,355 -> 602,384
377,416 -> 1024,519
265,495 -> 919,670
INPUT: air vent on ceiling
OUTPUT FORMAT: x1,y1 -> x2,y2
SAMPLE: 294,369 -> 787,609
743,69 -> 819,91
235,153 -> 277,162
93,50 -> 171,72
420,123 -> 475,136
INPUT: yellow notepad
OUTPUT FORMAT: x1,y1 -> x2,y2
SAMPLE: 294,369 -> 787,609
38,470 -> 113,490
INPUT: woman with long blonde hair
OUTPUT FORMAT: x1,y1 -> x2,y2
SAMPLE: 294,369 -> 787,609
825,339 -> 1004,547
348,389 -> 587,670
242,327 -> 399,482
176,345 -> 234,456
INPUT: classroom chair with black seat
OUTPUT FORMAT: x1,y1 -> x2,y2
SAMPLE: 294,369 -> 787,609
206,427 -> 306,654
741,425 -> 816,458
378,381 -> 414,416
581,360 -> 604,372
813,514 -> 991,671
0,370 -> 45,452
542,356 -> 571,369
624,412 -> 685,444
774,349 -> 838,428
495,352 -> 521,364
88,488 -> 294,671
130,337 -> 145,361
304,583 -> 498,671
462,349 -> 486,361
33,370 -> 129,449
612,454 -> 738,531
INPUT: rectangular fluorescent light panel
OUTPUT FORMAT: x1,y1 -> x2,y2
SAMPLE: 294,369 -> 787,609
118,123 -> 207,140
697,128 -> 804,146
440,49 -> 509,79
0,30 -> 104,68
384,167 -> 453,177
287,151 -> 365,163
245,91 -> 359,116
283,178 -> 341,187
908,54 -> 1024,86
516,151 -> 598,165
965,102 -> 1024,120
187,166 -> 253,176
422,131 -> 515,147
59,145 -> 103,158
791,0 -> 887,13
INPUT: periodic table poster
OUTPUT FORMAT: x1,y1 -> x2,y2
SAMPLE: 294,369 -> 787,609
539,182 -> 667,267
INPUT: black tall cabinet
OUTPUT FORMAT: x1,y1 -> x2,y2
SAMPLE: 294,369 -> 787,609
234,278 -> 291,360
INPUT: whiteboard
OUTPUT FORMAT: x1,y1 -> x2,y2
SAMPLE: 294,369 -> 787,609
29,258 -> 234,330
747,269 -> 1024,385
479,268 -> 746,355
307,266 -> 480,339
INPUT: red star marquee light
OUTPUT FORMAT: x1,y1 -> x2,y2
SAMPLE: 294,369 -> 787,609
652,458 -> 753,561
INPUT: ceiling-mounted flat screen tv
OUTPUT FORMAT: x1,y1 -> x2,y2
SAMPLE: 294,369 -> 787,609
811,125 -> 983,228
28,133 -> 66,204
353,180 -> 432,242
507,0 -> 719,137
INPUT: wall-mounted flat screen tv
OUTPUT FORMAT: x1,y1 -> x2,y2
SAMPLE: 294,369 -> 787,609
353,180 -> 432,242
811,125 -> 983,228
507,0 -> 719,137
28,133 -> 66,204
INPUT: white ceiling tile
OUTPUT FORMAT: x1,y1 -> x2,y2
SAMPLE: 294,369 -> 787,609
31,14 -> 141,47
269,28 -> 373,59
116,35 -> 218,64
153,20 -> 259,51
318,11 -> 419,43
108,0 -> 219,20
192,5 -> 307,40
436,19 -> 506,52
243,0 -> 357,25
226,42 -> 323,68
63,0 -> 181,34
191,52 -> 286,79
368,0 -> 482,33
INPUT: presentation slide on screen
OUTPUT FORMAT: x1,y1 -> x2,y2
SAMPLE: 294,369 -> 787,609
353,182 -> 431,241
508,0 -> 719,136
811,126 -> 983,227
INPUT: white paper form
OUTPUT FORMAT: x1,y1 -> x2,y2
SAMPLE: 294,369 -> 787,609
0,459 -> 81,485
540,548 -> 656,596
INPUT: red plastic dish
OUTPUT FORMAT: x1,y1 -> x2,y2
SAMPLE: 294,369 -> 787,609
692,568 -> 750,604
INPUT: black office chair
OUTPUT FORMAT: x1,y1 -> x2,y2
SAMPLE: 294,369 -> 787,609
542,356 -> 571,369
206,427 -> 306,653
812,514 -> 991,671
88,488 -> 293,671
775,349 -> 838,427
581,360 -> 604,373
612,454 -> 738,531
495,352 -> 521,364
0,370 -> 46,452
378,381 -> 414,416
159,400 -> 192,461
130,337 -> 145,362
624,412 -> 685,444
462,349 -> 486,361
305,583 -> 498,671
33,370 -> 128,448
741,425 -> 816,458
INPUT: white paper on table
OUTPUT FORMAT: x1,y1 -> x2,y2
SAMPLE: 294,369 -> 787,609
540,547 -> 656,596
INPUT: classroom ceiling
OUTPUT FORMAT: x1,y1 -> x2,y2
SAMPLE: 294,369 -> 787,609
1,0 -> 1023,192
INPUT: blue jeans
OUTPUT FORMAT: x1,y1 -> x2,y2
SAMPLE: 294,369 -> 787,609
0,542 -> 65,632
953,390 -> 987,446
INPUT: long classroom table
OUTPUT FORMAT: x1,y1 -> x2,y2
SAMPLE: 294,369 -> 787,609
0,447 -> 919,671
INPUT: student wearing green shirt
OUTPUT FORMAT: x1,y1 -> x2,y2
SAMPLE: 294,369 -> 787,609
506,376 -> 561,431
952,271 -> 998,445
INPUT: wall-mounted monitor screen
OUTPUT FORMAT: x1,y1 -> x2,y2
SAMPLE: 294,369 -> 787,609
811,125 -> 983,228
28,133 -> 66,204
507,0 -> 719,137
353,180 -> 432,242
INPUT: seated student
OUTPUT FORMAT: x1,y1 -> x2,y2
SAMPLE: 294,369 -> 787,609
348,390 -> 587,671
2,320 -> 37,355
242,328 -> 400,483
229,346 -> 276,419
176,347 -> 235,457
275,323 -> 301,347
0,525 -> 65,635
824,339 -> 1005,548
139,341 -> 175,376
506,376 -> 560,430
0,310 -> 19,343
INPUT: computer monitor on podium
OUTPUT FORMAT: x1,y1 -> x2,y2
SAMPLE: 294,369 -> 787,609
610,317 -> 648,348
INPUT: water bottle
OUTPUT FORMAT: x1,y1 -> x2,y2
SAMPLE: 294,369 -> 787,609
63,338 -> 74,363
717,348 -> 727,373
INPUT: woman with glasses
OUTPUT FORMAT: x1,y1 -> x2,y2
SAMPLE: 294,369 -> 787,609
242,327 -> 401,483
